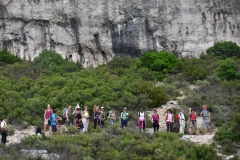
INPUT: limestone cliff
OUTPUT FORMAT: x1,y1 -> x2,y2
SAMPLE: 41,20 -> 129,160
0,0 -> 240,67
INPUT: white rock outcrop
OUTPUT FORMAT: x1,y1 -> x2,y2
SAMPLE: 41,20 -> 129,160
0,0 -> 240,67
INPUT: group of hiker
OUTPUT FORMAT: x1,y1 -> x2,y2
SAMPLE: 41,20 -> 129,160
0,104 -> 212,144
42,103 -> 212,136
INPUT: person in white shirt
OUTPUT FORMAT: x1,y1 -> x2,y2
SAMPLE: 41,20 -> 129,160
165,109 -> 174,132
1,117 -> 8,144
138,108 -> 146,132
179,109 -> 185,134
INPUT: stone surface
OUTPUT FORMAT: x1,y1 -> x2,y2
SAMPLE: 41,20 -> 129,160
21,149 -> 60,160
0,0 -> 240,67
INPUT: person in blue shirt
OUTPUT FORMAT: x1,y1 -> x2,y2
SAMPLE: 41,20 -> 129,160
51,109 -> 62,135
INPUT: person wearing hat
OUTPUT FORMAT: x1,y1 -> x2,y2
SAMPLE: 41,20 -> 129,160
179,109 -> 185,134
82,106 -> 90,133
109,108 -> 116,124
121,107 -> 129,128
200,105 -> 211,135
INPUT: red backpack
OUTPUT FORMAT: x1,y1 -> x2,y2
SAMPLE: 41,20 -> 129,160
176,114 -> 180,122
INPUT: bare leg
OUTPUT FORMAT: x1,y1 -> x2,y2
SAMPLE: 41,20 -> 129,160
44,123 -> 47,133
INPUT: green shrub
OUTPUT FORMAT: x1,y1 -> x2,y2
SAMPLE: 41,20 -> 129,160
0,48 -> 21,65
206,41 -> 240,58
7,125 -> 15,136
34,50 -> 81,74
213,58 -> 237,80
138,51 -> 180,72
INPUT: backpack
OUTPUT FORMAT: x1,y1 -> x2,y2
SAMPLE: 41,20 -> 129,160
48,117 -> 51,125
176,114 -> 180,122
62,108 -> 67,117
203,110 -> 209,117
36,127 -> 41,135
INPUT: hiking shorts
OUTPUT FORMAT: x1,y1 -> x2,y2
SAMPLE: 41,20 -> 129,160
44,119 -> 48,125
190,120 -> 197,128
202,119 -> 211,129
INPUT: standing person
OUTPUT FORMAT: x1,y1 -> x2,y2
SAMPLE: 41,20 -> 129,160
109,108 -> 116,124
189,108 -> 197,135
100,107 -> 105,127
200,105 -> 212,135
51,109 -> 62,135
1,117 -> 8,144
75,106 -> 82,129
138,108 -> 146,132
65,105 -> 72,127
179,109 -> 185,134
121,107 -> 129,128
165,109 -> 174,132
152,110 -> 160,132
82,106 -> 90,133
93,105 -> 101,129
43,104 -> 52,133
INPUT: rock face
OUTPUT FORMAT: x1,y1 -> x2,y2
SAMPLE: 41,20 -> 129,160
0,0 -> 240,67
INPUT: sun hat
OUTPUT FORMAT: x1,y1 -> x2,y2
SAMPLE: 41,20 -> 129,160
101,106 -> 104,109
111,108 -> 115,110
124,107 -> 127,110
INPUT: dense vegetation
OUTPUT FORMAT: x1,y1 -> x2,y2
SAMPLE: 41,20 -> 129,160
0,127 -> 218,160
0,41 -> 240,158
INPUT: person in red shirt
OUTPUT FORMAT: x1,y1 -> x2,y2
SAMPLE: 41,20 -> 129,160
189,108 -> 197,135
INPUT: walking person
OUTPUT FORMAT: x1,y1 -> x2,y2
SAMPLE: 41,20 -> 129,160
179,109 -> 185,134
65,105 -> 72,127
51,109 -> 62,136
165,109 -> 174,132
200,105 -> 212,135
109,108 -> 116,124
93,105 -> 101,129
152,110 -> 160,132
189,108 -> 197,134
43,104 -> 52,133
1,117 -> 8,144
100,107 -> 105,127
82,106 -> 90,133
138,108 -> 146,132
121,107 -> 129,128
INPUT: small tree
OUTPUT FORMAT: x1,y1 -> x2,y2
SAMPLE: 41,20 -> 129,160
138,51 -> 179,73
206,41 -> 240,58
0,48 -> 21,65
213,58 -> 237,80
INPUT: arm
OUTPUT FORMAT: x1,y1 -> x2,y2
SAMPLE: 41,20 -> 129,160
66,109 -> 69,121
44,110 -> 46,120
208,113 -> 211,123
200,111 -> 203,116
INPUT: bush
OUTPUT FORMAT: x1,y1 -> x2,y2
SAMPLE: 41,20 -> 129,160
34,50 -> 81,74
7,125 -> 15,136
138,51 -> 180,73
0,48 -> 21,65
213,58 -> 237,80
206,41 -> 240,58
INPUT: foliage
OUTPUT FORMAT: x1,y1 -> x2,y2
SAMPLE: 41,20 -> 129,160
206,41 -> 240,58
0,48 -> 21,65
34,50 -> 82,74
10,128 -> 218,160
137,51 -> 179,72
7,125 -> 15,136
214,113 -> 240,144
213,58 -> 237,80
